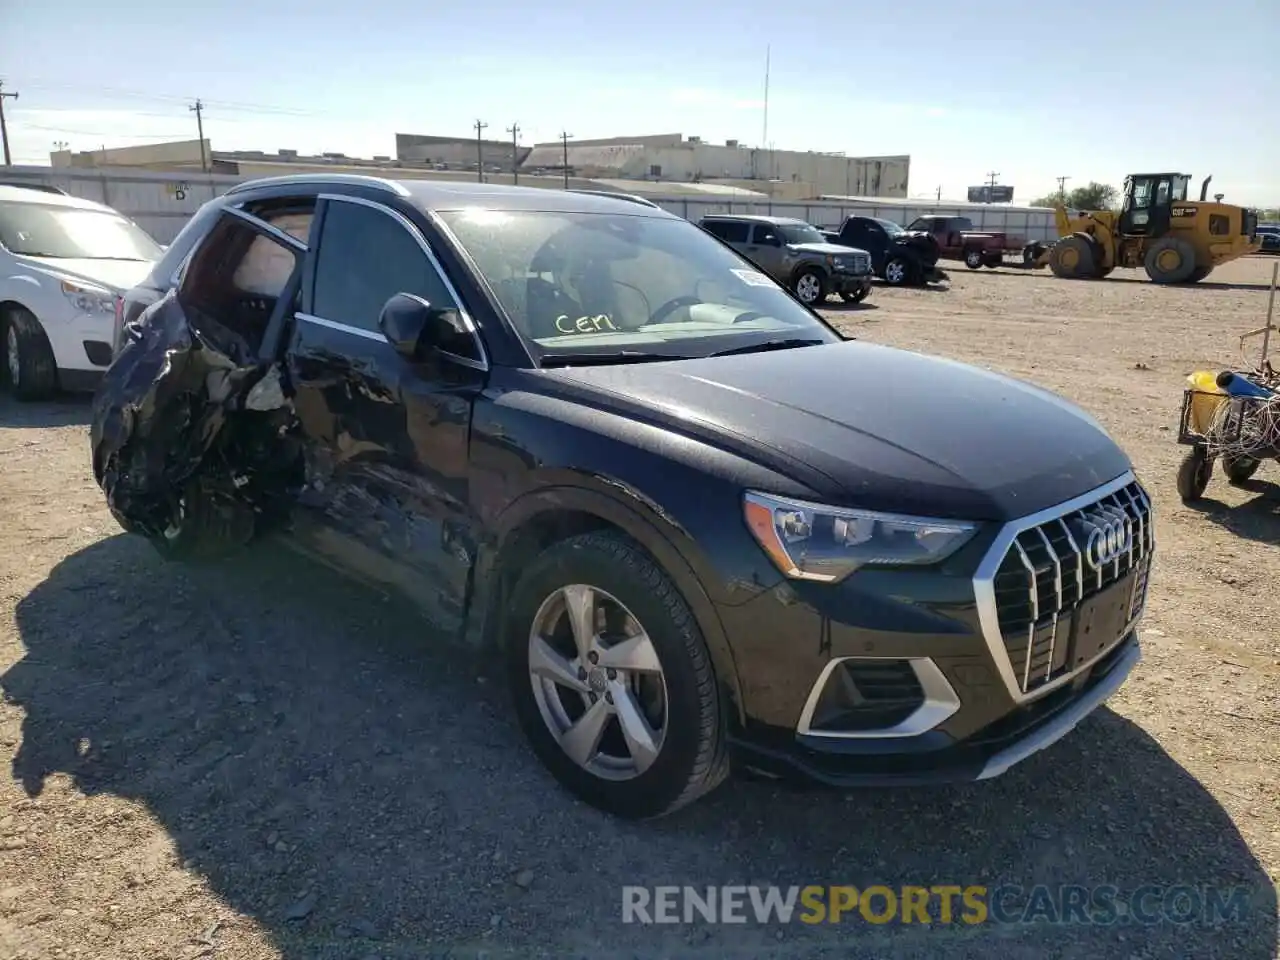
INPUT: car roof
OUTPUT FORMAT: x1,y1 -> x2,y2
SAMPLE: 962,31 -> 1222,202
225,174 -> 678,218
0,184 -> 117,213
700,213 -> 807,226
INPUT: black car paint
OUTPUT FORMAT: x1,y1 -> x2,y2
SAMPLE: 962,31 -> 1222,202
822,216 -> 942,281
101,177 -> 1142,787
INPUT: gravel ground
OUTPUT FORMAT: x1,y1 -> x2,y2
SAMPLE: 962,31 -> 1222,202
1,256 -> 1278,960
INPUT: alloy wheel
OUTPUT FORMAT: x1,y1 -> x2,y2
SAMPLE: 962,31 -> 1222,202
527,584 -> 669,781
885,261 -> 906,284
795,273 -> 821,304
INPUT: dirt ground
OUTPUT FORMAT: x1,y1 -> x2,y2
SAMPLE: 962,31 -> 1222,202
1,257 -> 1278,960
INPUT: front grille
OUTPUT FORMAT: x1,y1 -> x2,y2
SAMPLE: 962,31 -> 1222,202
992,479 -> 1153,695
851,251 -> 872,274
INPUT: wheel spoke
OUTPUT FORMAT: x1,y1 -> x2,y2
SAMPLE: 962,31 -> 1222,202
529,635 -> 588,693
560,698 -> 611,768
596,632 -> 661,674
611,684 -> 660,774
561,584 -> 597,661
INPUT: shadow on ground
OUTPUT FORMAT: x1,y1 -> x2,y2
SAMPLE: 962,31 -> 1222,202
0,394 -> 93,429
1184,477 -> 1280,545
4,535 -> 1276,959
988,269 -> 1274,292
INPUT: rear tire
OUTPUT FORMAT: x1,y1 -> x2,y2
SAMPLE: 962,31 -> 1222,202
505,531 -> 729,819
1144,236 -> 1197,284
3,307 -> 59,401
1176,448 -> 1213,502
963,248 -> 984,270
1223,456 -> 1260,485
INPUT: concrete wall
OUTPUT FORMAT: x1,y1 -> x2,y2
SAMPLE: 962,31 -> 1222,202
0,165 -> 1057,245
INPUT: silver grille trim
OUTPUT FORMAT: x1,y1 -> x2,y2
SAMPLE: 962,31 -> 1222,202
973,471 -> 1153,705
796,657 -> 961,740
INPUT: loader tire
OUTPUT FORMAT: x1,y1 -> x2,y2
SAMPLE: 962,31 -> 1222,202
1185,265 -> 1213,284
1049,235 -> 1095,279
1144,237 -> 1197,284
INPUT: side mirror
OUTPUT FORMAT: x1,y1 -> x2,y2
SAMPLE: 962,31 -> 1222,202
377,293 -> 467,362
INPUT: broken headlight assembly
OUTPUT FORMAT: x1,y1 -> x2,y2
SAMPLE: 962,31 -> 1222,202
742,491 -> 978,583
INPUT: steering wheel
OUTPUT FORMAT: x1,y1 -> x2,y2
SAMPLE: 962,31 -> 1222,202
649,295 -> 703,325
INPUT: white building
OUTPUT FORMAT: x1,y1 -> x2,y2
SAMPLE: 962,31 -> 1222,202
520,133 -> 909,201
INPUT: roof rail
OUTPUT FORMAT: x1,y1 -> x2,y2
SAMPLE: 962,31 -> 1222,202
225,173 -> 410,197
565,188 -> 661,209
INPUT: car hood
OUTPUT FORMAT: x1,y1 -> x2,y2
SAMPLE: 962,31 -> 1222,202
13,255 -> 153,294
540,340 -> 1130,521
790,242 -> 866,257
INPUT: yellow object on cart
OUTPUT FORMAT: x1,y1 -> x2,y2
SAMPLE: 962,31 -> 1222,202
1185,370 -> 1229,437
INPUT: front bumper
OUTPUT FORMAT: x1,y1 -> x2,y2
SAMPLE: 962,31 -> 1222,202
716,472 -> 1152,788
831,272 -> 874,295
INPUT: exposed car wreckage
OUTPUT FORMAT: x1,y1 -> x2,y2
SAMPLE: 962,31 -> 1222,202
90,292 -> 303,559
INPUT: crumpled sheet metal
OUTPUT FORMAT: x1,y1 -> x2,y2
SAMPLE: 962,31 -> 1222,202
90,294 -> 287,541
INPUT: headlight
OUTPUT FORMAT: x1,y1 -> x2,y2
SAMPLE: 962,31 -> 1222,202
827,255 -> 851,271
61,280 -> 116,315
743,491 -> 979,582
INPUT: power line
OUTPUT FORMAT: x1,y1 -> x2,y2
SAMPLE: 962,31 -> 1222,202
474,119 -> 487,183
0,81 -> 18,167
16,79 -> 315,117
560,131 -> 573,189
190,99 -> 207,172
507,122 -> 520,185
1056,175 -> 1071,202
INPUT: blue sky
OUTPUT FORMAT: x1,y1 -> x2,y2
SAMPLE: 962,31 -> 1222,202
2,0 -> 1277,205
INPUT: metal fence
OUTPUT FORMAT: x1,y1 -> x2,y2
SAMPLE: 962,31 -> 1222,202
2,165 -> 1058,244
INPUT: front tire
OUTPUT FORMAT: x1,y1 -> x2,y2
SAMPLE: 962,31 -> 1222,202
839,286 -> 870,304
3,307 -> 59,401
505,531 -> 729,819
792,268 -> 828,305
1176,448 -> 1213,502
883,257 -> 915,286
1144,236 -> 1197,284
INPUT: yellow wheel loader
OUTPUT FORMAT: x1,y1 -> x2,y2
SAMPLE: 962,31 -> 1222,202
1043,173 -> 1260,284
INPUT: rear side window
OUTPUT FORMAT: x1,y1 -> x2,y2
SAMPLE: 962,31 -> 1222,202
703,220 -> 749,243
179,214 -> 301,355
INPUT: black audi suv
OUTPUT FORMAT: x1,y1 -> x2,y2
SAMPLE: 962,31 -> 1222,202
95,175 -> 1153,819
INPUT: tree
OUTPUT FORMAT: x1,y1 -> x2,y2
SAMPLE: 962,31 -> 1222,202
1030,181 -> 1119,211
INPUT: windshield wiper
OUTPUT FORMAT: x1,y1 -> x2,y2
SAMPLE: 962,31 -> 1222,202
539,350 -> 688,368
707,338 -> 827,357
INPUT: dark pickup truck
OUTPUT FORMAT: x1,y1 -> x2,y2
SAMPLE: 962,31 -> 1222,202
821,216 -> 945,287
906,215 -> 1026,270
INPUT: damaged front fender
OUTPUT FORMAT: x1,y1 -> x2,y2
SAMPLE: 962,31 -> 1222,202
90,292 -> 303,557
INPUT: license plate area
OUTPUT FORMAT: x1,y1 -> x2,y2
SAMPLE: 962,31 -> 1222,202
1066,570 -> 1137,669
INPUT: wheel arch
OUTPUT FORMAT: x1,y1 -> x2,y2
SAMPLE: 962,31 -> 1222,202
467,480 -> 746,727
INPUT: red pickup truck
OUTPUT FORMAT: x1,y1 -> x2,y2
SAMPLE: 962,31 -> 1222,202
905,215 -> 1027,270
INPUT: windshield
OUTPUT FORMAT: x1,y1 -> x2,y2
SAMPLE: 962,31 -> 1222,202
0,202 -> 163,261
438,208 -> 840,361
781,222 -> 827,245
874,218 -> 905,236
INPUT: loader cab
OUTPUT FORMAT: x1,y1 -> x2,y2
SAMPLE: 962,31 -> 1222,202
1119,172 -> 1191,237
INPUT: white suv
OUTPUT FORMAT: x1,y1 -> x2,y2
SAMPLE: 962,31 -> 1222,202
0,185 -> 163,400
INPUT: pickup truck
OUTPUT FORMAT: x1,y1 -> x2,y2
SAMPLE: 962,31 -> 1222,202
905,215 -> 1026,270
820,216 -> 945,286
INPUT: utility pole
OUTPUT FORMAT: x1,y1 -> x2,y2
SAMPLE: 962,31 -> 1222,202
474,119 -> 488,183
936,185 -> 942,203
53,140 -> 69,152
0,82 -> 19,167
189,99 -> 208,172
984,170 -> 1000,203
559,131 -> 573,189
1056,175 -> 1070,203
506,122 -> 520,185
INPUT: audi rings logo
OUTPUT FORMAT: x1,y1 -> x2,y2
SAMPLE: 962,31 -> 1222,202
1081,513 -> 1132,568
